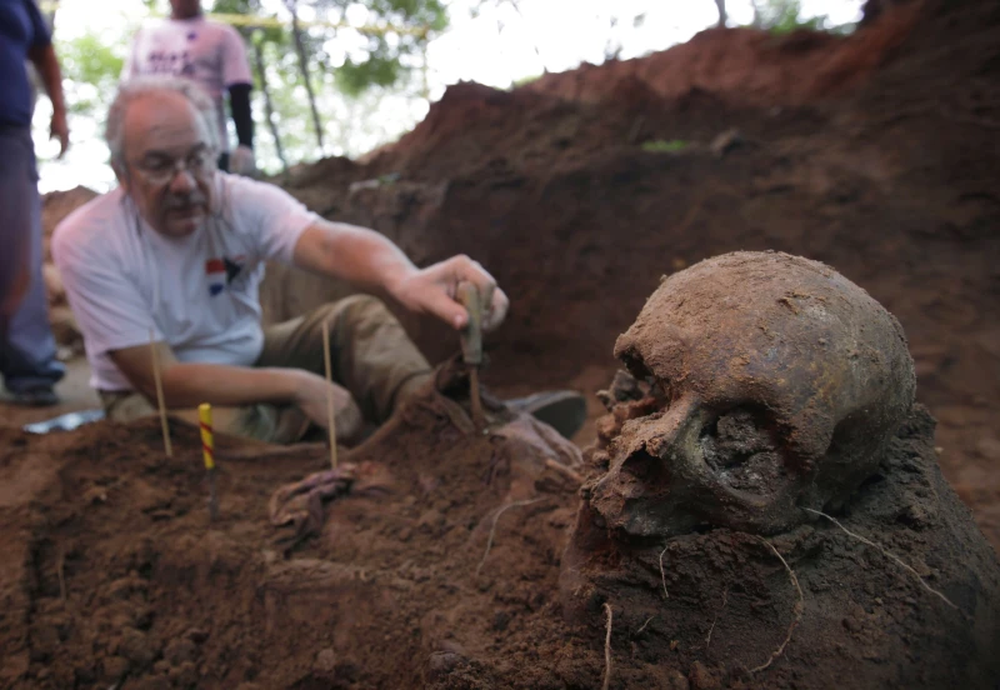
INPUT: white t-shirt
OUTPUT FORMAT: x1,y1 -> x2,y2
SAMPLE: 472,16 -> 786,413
52,174 -> 317,392
122,16 -> 253,152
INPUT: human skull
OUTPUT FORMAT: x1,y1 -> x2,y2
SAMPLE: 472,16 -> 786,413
589,251 -> 916,538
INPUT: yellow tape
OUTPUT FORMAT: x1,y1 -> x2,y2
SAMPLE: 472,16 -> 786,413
198,402 -> 215,470
38,2 -> 431,37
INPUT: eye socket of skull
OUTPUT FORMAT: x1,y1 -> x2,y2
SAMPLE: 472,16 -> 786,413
616,348 -> 676,414
698,403 -> 790,496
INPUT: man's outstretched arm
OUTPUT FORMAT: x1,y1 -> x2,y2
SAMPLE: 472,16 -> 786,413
291,219 -> 510,332
108,341 -> 351,430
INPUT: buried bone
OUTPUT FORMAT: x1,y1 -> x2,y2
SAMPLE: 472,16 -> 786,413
561,251 -> 1000,687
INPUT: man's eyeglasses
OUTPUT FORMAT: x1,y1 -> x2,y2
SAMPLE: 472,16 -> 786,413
129,147 -> 217,186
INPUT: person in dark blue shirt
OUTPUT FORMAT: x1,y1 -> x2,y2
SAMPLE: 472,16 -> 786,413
0,0 -> 69,406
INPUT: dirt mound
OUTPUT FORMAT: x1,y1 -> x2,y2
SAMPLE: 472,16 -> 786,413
2,378 -> 995,689
526,9 -> 920,108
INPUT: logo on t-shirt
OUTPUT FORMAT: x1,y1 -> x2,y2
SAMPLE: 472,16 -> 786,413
205,255 -> 246,296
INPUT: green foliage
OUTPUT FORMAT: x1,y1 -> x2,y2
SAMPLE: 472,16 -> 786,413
751,0 -> 855,35
642,139 -> 689,153
336,53 -> 403,97
55,31 -> 126,115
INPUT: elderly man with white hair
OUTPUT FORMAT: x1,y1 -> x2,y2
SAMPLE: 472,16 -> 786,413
52,77 -> 585,444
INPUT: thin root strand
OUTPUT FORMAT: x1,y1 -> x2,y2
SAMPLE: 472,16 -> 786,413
602,602 -> 614,690
804,508 -> 960,612
659,543 -> 670,599
476,498 -> 544,576
750,538 -> 803,674
705,587 -> 729,649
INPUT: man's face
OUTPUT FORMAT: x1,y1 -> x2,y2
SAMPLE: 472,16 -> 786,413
118,92 -> 216,239
169,0 -> 202,19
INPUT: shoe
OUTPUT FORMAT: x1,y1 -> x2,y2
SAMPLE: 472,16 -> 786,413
507,390 -> 587,440
10,385 -> 60,407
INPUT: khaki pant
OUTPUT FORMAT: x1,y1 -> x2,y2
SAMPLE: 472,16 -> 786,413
99,295 -> 432,444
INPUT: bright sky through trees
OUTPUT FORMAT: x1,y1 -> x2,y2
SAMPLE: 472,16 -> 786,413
34,0 -> 864,192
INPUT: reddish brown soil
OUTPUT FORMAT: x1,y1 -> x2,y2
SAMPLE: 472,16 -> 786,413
4,0 -> 1000,687
1,384 -> 996,689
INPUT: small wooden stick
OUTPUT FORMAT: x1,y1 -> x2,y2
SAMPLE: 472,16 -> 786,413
149,328 -> 172,457
322,322 -> 338,469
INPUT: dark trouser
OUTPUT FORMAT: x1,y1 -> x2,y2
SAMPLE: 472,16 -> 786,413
100,296 -> 433,444
0,126 -> 65,393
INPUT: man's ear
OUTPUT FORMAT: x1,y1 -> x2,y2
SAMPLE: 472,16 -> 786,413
112,161 -> 130,193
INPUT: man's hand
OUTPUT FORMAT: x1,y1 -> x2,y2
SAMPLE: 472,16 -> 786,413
389,254 -> 510,331
292,373 -> 365,444
230,144 -> 256,176
50,107 -> 69,158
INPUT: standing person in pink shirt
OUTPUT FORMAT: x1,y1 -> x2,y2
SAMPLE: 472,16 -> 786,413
122,0 -> 256,175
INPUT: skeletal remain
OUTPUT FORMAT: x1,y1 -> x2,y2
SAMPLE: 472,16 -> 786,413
588,251 -> 916,538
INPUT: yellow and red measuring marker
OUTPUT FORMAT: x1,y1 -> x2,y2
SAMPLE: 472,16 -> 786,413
199,403 -> 219,522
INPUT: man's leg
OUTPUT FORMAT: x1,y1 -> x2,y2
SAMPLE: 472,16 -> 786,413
0,128 -> 64,405
0,129 -> 31,346
257,295 -> 432,424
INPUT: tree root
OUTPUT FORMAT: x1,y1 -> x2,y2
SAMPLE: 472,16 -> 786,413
659,543 -> 670,599
804,508 -> 960,612
475,498 -> 544,576
705,587 -> 728,649
750,538 -> 804,674
602,602 -> 614,690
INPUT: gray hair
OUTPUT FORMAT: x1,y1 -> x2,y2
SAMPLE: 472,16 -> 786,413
105,76 -> 220,165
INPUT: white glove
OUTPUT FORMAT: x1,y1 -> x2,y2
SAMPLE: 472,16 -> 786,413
230,144 -> 256,177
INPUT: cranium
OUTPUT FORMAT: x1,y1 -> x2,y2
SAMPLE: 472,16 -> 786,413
589,251 -> 916,538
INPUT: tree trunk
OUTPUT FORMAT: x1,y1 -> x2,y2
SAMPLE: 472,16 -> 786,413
252,36 -> 289,174
285,0 -> 325,153
714,0 -> 727,28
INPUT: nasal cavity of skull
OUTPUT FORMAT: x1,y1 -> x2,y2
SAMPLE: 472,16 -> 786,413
699,406 -> 784,493
620,447 -> 668,487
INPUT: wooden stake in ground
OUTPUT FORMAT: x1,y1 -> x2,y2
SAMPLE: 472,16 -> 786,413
199,403 -> 219,521
149,328 -> 172,457
322,321 -> 338,469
